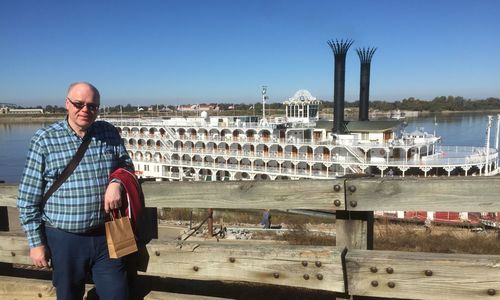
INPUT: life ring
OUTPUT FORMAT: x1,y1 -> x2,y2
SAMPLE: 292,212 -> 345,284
135,170 -> 143,175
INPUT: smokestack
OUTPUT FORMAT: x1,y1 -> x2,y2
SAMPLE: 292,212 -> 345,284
327,39 -> 353,134
356,47 -> 377,121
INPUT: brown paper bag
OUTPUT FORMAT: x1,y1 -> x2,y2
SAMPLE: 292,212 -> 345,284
105,211 -> 138,258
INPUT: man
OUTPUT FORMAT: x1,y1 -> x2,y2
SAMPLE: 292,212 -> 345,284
17,82 -> 132,299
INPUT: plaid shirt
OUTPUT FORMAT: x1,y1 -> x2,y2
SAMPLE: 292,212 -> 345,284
17,119 -> 133,248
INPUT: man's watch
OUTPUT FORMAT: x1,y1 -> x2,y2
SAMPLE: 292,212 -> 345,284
110,178 -> 122,185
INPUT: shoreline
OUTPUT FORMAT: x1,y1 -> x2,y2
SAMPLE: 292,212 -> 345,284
2,109 -> 500,123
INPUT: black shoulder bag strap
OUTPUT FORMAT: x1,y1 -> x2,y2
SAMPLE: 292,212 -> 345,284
41,133 -> 92,204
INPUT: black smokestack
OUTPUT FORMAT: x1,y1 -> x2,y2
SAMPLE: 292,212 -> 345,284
356,47 -> 377,121
327,39 -> 353,134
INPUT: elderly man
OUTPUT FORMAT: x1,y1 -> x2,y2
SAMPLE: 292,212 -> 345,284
17,82 -> 132,299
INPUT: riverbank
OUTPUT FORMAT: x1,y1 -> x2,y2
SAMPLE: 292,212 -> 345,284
2,109 -> 500,123
0,114 -> 63,123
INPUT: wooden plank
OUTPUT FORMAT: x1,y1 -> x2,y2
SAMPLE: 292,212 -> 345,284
0,275 -> 59,299
144,291 -> 233,300
346,249 -> 500,299
0,234 -> 345,293
142,240 -> 345,293
0,276 -> 232,300
6,176 -> 500,212
1,181 -> 344,210
0,234 -> 32,265
345,176 -> 500,212
142,180 -> 345,210
0,184 -> 17,207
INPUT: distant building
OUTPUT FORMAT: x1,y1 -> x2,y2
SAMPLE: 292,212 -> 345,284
1,107 -> 44,114
176,104 -> 218,112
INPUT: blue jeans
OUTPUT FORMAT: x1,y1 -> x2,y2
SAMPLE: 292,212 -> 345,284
45,226 -> 129,300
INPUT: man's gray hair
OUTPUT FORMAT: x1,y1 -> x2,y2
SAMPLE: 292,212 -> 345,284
67,82 -> 101,102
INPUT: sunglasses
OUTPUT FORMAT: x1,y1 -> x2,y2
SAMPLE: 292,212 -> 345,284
66,97 -> 100,112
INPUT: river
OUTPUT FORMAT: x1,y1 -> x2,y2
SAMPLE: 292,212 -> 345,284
1,112 -> 498,183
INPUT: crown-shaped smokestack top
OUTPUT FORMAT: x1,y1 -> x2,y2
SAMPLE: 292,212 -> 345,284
356,47 -> 377,121
327,39 -> 354,56
356,47 -> 377,64
327,39 -> 354,134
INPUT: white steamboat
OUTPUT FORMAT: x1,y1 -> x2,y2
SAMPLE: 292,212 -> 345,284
108,89 -> 499,182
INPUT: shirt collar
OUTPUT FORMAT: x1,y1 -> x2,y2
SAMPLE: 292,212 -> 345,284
63,117 -> 95,140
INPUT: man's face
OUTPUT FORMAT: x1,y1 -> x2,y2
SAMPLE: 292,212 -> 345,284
65,84 -> 100,132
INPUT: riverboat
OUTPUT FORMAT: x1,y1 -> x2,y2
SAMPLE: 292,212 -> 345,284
105,88 -> 500,227
107,89 -> 499,182
389,109 -> 405,120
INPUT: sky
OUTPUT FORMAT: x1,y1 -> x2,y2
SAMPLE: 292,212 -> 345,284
1,0 -> 499,107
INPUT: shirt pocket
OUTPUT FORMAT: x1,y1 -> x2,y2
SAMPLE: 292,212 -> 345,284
44,152 -> 72,182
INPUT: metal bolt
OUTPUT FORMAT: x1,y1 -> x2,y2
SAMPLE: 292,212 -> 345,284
315,261 -> 322,267
316,273 -> 323,280
38,293 -> 42,298
386,267 -> 394,274
424,270 -> 433,276
333,199 -> 341,207
348,185 -> 356,193
229,257 -> 235,263
302,261 -> 308,267
303,274 -> 310,280
370,267 -> 378,273
11,252 -> 15,257
155,251 -> 160,256
349,200 -> 357,208
273,272 -> 280,279
193,266 -> 199,272
371,280 -> 379,287
487,289 -> 496,296
388,281 -> 396,288
333,184 -> 341,192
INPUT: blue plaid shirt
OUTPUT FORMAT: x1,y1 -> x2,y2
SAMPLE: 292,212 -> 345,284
17,119 -> 133,248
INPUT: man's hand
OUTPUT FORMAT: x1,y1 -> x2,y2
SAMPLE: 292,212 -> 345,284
104,181 -> 123,213
30,245 -> 50,268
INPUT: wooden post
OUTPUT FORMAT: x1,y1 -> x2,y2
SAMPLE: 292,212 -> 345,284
335,211 -> 373,250
335,212 -> 374,300
335,180 -> 374,299
207,208 -> 213,237
0,207 -> 8,231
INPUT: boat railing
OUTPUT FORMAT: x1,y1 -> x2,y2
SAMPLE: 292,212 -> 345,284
127,142 -> 498,167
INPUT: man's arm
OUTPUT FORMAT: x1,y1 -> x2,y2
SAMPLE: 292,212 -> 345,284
17,134 -> 50,266
104,125 -> 134,213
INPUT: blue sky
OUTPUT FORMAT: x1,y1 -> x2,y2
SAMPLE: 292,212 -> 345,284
1,0 -> 499,107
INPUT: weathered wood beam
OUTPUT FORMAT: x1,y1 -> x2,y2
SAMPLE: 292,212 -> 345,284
4,176 -> 500,212
345,176 -> 500,212
142,240 -> 345,292
144,291 -> 233,300
0,184 -> 18,207
0,275 -> 232,299
1,180 -> 345,210
0,234 -> 32,265
0,234 -> 345,293
346,249 -> 500,299
0,275 -> 66,299
3,234 -> 500,299
141,180 -> 345,210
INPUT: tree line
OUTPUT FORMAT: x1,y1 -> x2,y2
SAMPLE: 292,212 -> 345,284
18,96 -> 500,113
342,96 -> 500,112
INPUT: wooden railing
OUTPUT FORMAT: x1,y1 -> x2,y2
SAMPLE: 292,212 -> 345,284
1,177 -> 500,299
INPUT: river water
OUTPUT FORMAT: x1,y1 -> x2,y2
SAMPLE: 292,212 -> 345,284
1,112 -> 498,183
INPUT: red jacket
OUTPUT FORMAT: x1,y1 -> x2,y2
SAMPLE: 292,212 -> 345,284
109,168 -> 144,229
